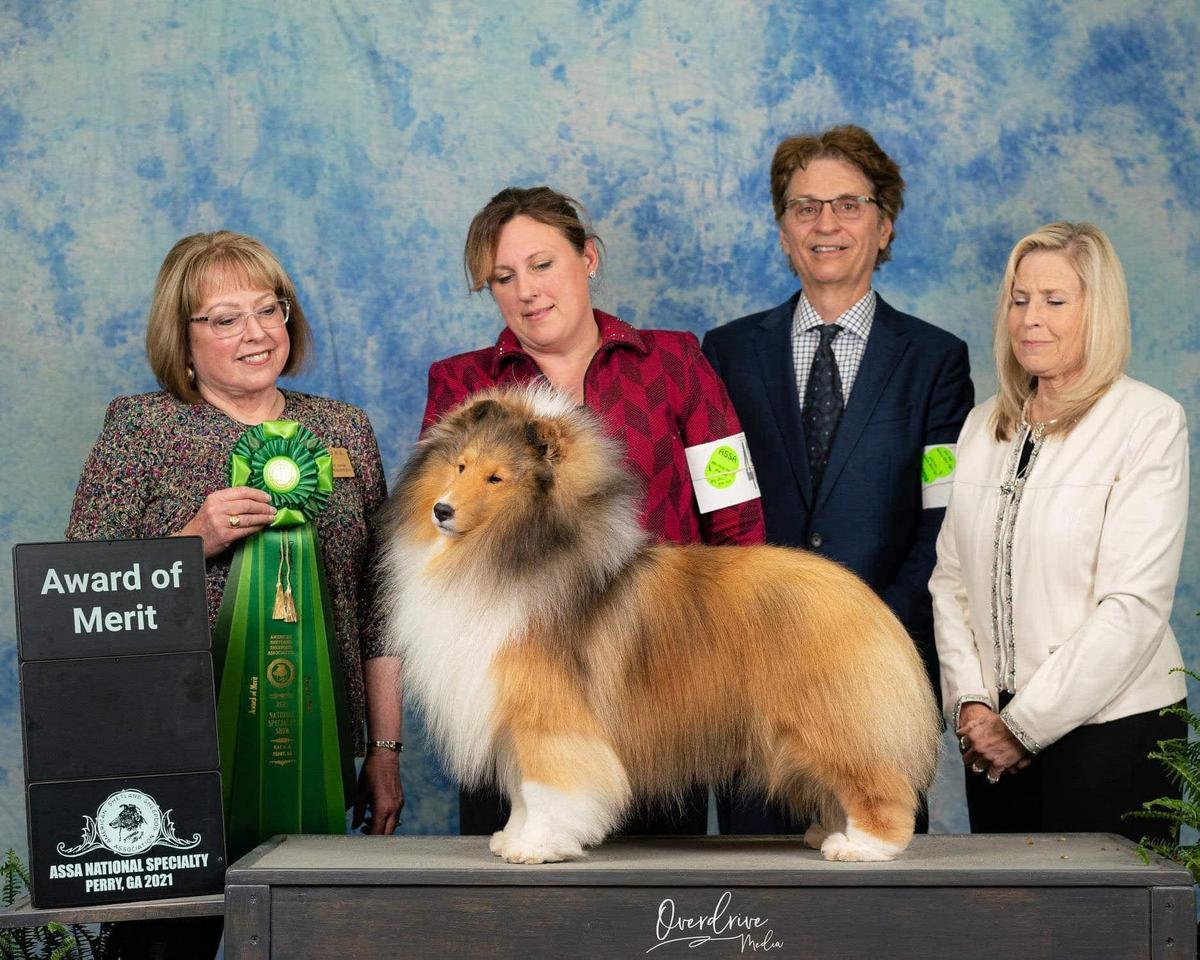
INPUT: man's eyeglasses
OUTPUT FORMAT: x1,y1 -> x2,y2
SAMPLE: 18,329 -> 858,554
783,195 -> 877,223
190,299 -> 291,339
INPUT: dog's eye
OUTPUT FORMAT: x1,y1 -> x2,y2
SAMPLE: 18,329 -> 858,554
487,474 -> 502,484
457,463 -> 465,473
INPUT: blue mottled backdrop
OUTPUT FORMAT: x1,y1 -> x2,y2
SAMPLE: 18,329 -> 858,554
1,0 -> 1197,855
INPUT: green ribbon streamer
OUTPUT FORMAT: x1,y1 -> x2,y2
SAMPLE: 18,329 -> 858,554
213,420 -> 353,862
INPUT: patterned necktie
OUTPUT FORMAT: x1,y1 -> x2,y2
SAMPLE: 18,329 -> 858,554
803,323 -> 844,495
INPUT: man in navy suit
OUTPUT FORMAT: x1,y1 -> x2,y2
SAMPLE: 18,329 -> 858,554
702,124 -> 973,834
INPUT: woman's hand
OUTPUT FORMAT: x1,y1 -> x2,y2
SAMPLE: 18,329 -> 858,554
354,751 -> 404,835
957,704 -> 1031,782
177,487 -> 276,558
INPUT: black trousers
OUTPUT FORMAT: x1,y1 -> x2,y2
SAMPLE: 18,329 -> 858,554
100,916 -> 223,960
715,780 -> 930,835
965,696 -> 1186,844
459,784 -> 710,836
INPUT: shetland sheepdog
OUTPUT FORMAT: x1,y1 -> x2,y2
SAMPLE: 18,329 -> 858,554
379,384 -> 940,864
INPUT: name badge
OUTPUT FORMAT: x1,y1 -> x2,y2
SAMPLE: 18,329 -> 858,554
684,434 -> 761,514
921,443 -> 956,508
328,447 -> 355,478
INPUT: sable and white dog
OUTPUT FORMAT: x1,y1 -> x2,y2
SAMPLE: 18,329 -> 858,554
379,384 -> 940,864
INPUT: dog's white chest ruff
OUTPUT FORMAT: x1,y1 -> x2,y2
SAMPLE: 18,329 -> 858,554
383,543 -> 518,784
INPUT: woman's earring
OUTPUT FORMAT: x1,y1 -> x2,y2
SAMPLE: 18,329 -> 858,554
588,271 -> 596,279
186,365 -> 195,383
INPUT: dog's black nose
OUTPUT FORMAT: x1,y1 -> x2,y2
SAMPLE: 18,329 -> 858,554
433,502 -> 455,522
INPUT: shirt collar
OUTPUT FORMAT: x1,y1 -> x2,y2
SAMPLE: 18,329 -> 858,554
792,289 -> 876,340
490,309 -> 647,377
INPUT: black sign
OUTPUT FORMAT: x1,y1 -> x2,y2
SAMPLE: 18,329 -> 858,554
13,538 -> 209,660
21,653 -> 219,782
14,538 -> 226,909
27,771 -> 226,908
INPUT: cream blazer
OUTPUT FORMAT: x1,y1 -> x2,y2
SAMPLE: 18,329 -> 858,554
931,376 -> 1188,752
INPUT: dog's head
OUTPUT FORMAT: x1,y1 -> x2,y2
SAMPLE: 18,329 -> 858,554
392,382 -> 633,551
424,396 -> 560,538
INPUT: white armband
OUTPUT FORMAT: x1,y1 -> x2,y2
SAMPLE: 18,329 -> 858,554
921,443 -> 957,508
684,433 -> 761,514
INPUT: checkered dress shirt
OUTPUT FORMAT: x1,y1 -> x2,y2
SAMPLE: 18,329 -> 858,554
791,290 -> 876,408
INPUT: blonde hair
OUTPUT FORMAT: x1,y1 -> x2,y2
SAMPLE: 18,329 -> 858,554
990,222 -> 1130,441
145,231 -> 311,402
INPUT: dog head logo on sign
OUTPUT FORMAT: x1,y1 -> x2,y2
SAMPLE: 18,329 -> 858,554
57,788 -> 201,859
103,798 -> 154,853
97,790 -> 160,856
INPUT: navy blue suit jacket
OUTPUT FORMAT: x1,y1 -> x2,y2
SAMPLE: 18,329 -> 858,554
701,292 -> 973,687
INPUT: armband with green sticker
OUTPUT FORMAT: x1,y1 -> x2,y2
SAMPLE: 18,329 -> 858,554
921,443 -> 956,508
684,433 -> 761,514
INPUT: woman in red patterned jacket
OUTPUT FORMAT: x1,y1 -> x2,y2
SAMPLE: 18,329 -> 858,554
425,185 -> 765,838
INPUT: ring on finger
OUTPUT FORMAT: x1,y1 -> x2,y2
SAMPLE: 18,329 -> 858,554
971,761 -> 986,774
987,772 -> 1001,784
229,514 -> 241,528
958,735 -> 968,752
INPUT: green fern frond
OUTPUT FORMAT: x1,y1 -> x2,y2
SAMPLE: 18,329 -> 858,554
74,925 -> 103,960
1137,837 -> 1180,863
43,922 -> 76,960
0,851 -> 24,909
1145,750 -> 1200,795
0,852 -> 111,960
47,930 -> 78,960
1133,662 -> 1200,885
1157,701 -> 1200,730
1140,796 -> 1200,817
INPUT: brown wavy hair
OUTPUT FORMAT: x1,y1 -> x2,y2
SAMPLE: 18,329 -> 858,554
770,125 -> 905,266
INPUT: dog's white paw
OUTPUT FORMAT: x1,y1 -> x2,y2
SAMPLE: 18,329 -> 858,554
820,831 -> 897,862
500,837 -> 566,864
489,831 -> 508,856
498,833 -> 584,864
802,824 -> 829,850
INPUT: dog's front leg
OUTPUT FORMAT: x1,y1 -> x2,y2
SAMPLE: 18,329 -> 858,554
489,790 -> 527,857
495,735 -> 631,865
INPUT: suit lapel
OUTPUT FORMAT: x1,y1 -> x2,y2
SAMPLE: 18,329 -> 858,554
815,295 -> 910,511
754,293 -> 812,510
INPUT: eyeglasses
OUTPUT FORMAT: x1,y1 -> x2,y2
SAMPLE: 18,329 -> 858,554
783,195 -> 877,223
190,299 -> 291,339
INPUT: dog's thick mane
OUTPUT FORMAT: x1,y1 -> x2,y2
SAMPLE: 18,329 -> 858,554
375,382 -> 650,784
385,381 -> 648,631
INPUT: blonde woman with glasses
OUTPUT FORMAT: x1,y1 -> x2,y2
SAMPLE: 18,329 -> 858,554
66,232 -> 403,958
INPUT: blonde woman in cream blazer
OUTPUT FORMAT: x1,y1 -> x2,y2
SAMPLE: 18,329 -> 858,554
931,222 -> 1188,841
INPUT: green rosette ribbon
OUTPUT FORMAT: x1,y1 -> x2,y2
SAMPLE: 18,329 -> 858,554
212,420 -> 354,862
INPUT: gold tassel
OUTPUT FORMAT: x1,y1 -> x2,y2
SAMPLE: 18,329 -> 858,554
282,580 -> 298,623
272,582 -> 288,620
272,531 -> 298,622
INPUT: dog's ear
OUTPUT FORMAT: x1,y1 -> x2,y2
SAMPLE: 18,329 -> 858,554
467,399 -> 503,422
524,418 -> 564,464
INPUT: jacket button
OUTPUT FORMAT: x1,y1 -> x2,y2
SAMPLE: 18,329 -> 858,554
809,533 -> 823,548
